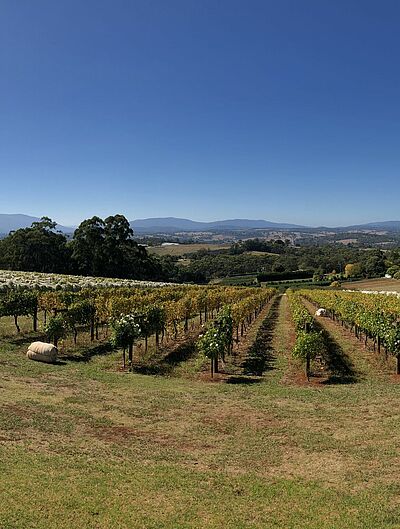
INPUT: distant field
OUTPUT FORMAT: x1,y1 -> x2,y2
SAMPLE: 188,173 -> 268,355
243,250 -> 279,256
344,277 -> 400,293
210,274 -> 258,286
147,243 -> 231,256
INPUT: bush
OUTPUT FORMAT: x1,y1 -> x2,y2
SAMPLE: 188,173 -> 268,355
387,266 -> 400,276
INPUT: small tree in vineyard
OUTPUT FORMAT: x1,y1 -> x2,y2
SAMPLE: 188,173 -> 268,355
110,314 -> 141,369
45,315 -> 67,347
292,331 -> 325,381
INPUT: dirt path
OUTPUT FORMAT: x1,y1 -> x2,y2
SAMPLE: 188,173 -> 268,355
302,298 -> 394,382
198,295 -> 281,382
269,294 -> 300,385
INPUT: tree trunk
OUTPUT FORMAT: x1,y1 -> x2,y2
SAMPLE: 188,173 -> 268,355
397,355 -> 400,375
214,355 -> 219,374
74,328 -> 78,345
33,308 -> 38,332
128,342 -> 133,366
14,315 -> 20,333
306,354 -> 311,381
90,316 -> 95,342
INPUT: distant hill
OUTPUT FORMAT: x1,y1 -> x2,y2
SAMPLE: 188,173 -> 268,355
346,221 -> 400,231
1,214 -> 400,236
130,217 -> 306,232
0,214 -> 72,235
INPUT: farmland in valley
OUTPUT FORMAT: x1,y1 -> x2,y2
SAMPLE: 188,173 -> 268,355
343,277 -> 400,293
147,243 -> 231,256
1,274 -> 400,528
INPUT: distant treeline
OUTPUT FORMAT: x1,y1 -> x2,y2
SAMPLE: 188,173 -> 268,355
257,270 -> 314,282
0,220 -> 399,284
0,216 -> 200,283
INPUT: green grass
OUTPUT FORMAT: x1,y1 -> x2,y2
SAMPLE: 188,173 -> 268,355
1,308 -> 400,528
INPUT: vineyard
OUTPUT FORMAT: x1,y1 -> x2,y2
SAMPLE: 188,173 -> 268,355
1,271 -> 400,382
2,277 -> 400,528
0,271 -> 278,379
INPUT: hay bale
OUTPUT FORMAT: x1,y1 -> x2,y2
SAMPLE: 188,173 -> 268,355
27,341 -> 58,363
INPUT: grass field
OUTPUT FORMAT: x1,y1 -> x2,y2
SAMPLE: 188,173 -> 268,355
210,274 -> 258,286
344,277 -> 400,293
1,298 -> 400,528
147,243 -> 231,256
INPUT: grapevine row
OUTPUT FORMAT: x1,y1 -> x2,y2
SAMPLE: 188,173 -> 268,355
287,290 -> 325,380
300,289 -> 400,372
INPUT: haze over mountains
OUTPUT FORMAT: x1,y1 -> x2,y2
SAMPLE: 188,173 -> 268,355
0,214 -> 73,234
1,213 -> 400,235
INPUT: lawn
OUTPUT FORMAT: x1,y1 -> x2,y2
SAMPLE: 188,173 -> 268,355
1,303 -> 400,528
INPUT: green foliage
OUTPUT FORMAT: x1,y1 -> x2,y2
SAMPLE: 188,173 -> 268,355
287,290 -> 314,331
292,331 -> 325,360
386,265 -> 400,276
110,314 -> 141,350
301,289 -> 400,357
0,217 -> 70,273
197,325 -> 225,360
0,289 -> 38,318
139,305 -> 165,337
45,315 -> 67,345
197,305 -> 235,376
214,305 -> 233,353
71,214 -> 153,279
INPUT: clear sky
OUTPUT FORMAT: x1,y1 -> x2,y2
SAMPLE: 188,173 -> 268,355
1,0 -> 399,227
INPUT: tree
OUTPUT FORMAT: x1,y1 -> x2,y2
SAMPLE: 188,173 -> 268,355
363,250 -> 386,278
71,214 -> 156,279
70,216 -> 106,276
293,331 -> 325,380
0,217 -> 70,273
110,314 -> 141,368
344,263 -> 363,278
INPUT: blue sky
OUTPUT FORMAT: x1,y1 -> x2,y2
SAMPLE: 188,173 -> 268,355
1,0 -> 399,227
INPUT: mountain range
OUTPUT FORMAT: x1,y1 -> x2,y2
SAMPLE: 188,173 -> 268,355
0,214 -> 73,234
1,214 -> 400,235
